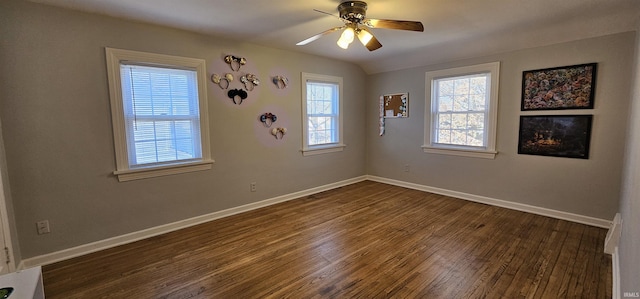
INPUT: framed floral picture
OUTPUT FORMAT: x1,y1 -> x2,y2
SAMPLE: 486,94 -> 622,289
517,115 -> 593,159
521,63 -> 597,111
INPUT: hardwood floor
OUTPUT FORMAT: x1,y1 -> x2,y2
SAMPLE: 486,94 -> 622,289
42,181 -> 611,298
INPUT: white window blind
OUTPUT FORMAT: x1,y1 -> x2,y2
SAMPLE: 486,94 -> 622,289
119,64 -> 202,167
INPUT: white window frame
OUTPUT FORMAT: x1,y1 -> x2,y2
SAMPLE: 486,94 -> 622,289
301,72 -> 346,156
105,48 -> 213,181
423,62 -> 500,159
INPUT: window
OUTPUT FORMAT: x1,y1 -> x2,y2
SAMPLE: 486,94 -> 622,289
301,73 -> 345,156
105,48 -> 213,181
423,62 -> 500,159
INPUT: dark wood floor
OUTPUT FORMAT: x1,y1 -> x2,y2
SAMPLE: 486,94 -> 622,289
42,181 -> 611,298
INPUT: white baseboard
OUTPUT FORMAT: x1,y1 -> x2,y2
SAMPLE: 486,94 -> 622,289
366,175 -> 612,228
612,246 -> 620,299
605,213 -> 622,254
20,175 -> 613,269
19,176 -> 367,269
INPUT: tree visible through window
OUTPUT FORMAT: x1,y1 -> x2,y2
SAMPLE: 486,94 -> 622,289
301,72 -> 345,156
433,73 -> 489,147
307,81 -> 338,146
424,62 -> 500,159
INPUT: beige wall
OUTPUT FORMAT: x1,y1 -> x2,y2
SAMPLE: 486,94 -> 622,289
619,29 -> 640,296
0,0 -> 638,277
366,32 -> 635,220
0,1 -> 367,259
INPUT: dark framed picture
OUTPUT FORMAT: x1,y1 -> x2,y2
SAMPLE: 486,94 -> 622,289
521,63 -> 597,111
517,115 -> 593,159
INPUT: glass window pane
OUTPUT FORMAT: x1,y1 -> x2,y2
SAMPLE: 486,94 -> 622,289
450,130 -> 468,145
175,138 -> 194,159
134,141 -> 157,164
431,71 -> 491,148
154,121 -> 172,140
175,121 -> 193,139
437,129 -> 451,144
470,76 -> 487,95
306,80 -> 339,146
121,64 -> 201,166
453,95 -> 469,112
438,96 -> 453,112
451,114 -> 467,129
438,113 -> 452,129
308,116 -> 336,145
468,113 -> 485,130
132,121 -> 156,142
453,78 -> 470,95
467,130 -> 484,146
469,95 -> 486,111
155,139 -> 177,162
438,80 -> 454,96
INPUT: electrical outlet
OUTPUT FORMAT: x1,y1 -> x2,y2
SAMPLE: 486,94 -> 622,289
36,220 -> 50,235
404,164 -> 410,172
250,182 -> 257,192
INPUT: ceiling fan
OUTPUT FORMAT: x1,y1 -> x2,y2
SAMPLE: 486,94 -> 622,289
296,1 -> 424,51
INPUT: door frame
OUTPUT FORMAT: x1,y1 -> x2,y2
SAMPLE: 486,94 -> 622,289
0,171 -> 15,273
0,121 -> 16,273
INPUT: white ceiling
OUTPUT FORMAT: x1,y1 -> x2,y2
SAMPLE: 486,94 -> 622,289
29,0 -> 640,74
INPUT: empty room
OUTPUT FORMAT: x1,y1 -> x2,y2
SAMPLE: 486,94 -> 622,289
0,0 -> 639,298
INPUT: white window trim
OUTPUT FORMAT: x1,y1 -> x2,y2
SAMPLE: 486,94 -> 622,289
301,72 -> 346,156
423,62 -> 500,159
105,47 -> 213,181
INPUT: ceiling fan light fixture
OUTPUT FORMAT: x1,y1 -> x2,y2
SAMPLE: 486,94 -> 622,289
298,1 -> 423,51
357,29 -> 373,46
336,40 -> 350,49
336,27 -> 355,49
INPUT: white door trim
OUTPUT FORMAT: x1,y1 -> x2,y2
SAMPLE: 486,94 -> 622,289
0,120 -> 16,273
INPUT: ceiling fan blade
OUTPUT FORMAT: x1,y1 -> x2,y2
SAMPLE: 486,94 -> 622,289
313,9 -> 342,20
366,19 -> 424,32
296,26 -> 345,46
313,9 -> 352,25
358,28 -> 382,51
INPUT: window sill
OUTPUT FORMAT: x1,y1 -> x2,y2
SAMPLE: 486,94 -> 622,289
114,160 -> 215,182
302,144 -> 346,156
422,145 -> 497,159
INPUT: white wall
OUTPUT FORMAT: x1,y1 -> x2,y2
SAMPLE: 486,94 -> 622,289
366,32 -> 635,221
618,29 -> 640,297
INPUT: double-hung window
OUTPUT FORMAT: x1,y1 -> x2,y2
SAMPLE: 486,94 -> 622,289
301,73 -> 345,156
423,62 -> 500,159
106,48 -> 213,181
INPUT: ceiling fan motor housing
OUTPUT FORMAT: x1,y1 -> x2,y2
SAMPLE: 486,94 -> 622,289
338,1 -> 368,23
